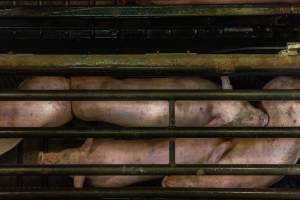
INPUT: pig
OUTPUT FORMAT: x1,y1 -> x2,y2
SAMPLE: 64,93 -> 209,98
71,76 -> 268,127
0,76 -> 73,156
39,137 -> 224,188
162,76 -> 300,188
39,76 -> 267,188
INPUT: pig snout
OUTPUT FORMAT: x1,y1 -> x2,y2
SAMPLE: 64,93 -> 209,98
236,103 -> 269,127
38,152 -> 60,165
39,148 -> 88,165
244,110 -> 268,127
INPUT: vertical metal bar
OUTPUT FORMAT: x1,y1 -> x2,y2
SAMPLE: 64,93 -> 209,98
169,100 -> 176,166
41,138 -> 49,187
16,141 -> 23,186
92,18 -> 96,40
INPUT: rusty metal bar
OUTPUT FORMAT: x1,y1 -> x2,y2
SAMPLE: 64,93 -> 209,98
0,53 -> 299,75
0,188 -> 300,199
0,5 -> 300,17
1,164 -> 300,175
0,90 -> 300,100
2,127 -> 300,138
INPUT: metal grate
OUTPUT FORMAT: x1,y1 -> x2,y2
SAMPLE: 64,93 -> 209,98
0,2 -> 300,198
0,49 -> 299,199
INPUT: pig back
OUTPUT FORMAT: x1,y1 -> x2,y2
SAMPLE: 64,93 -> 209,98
71,76 -> 219,127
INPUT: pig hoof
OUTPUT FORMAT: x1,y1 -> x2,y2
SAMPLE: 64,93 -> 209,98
38,152 -> 44,164
38,152 -> 59,165
162,176 -> 175,187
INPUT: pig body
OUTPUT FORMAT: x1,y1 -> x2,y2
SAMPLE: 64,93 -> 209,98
0,77 -> 73,156
71,76 -> 267,127
40,76 -> 267,188
163,76 -> 300,188
39,138 -> 225,188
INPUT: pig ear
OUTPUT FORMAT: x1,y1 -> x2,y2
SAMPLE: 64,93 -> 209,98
73,176 -> 86,188
81,138 -> 93,153
221,76 -> 233,90
207,140 -> 234,163
205,116 -> 226,127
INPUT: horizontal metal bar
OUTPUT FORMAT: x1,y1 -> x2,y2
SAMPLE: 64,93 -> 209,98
0,90 -> 300,100
1,164 -> 300,175
0,53 -> 300,75
1,188 -> 300,200
1,188 -> 300,199
2,127 -> 300,138
0,5 -> 299,17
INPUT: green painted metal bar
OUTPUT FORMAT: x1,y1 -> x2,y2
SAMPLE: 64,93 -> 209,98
0,5 -> 299,17
1,164 -> 300,175
1,127 -> 300,138
0,188 -> 300,199
0,90 -> 300,100
168,100 -> 176,166
0,53 -> 300,75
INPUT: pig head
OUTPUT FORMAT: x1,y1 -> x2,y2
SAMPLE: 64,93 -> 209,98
39,138 -> 93,188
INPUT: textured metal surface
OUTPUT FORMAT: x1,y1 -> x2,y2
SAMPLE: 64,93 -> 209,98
0,188 -> 300,199
1,164 -> 300,175
2,127 -> 300,138
0,5 -> 300,17
168,100 -> 176,166
1,53 -> 300,75
0,90 -> 300,100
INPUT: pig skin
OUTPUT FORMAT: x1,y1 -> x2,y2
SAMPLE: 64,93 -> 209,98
39,138 -> 225,188
71,76 -> 268,127
162,76 -> 300,188
0,76 -> 73,156
40,76 -> 267,188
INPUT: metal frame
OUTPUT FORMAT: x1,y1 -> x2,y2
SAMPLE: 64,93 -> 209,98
1,188 -> 300,199
1,5 -> 300,17
1,127 -> 300,138
1,164 -> 300,175
1,49 -> 300,198
0,53 -> 300,75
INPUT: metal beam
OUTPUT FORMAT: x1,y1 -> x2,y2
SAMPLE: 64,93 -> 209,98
1,164 -> 300,175
2,127 -> 300,138
0,5 -> 299,17
0,53 -> 299,75
0,188 -> 299,199
0,90 -> 300,100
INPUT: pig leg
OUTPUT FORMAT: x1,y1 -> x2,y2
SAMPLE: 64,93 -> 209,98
74,176 -> 86,188
73,138 -> 93,188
